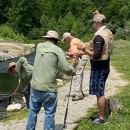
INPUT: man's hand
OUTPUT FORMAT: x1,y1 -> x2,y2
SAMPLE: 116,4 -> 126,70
73,53 -> 78,57
72,69 -> 76,76
24,60 -> 28,66
12,91 -> 17,96
93,10 -> 99,15
66,52 -> 78,57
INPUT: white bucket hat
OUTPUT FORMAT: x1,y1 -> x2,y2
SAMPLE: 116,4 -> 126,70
62,32 -> 71,41
42,30 -> 60,40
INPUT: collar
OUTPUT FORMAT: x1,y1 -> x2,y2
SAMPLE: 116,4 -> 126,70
94,25 -> 106,36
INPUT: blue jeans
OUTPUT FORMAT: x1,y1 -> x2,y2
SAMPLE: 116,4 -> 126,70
26,87 -> 57,130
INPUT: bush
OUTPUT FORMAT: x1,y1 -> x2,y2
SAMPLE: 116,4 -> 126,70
114,28 -> 126,40
0,25 -> 28,43
27,28 -> 40,40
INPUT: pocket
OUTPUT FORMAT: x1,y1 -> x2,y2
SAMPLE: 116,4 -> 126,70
48,92 -> 57,100
78,59 -> 87,68
81,59 -> 87,66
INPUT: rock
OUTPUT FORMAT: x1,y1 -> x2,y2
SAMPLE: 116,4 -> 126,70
3,49 -> 8,53
6,103 -> 22,112
62,75 -> 70,80
0,42 -> 36,61
56,79 -> 64,86
22,96 -> 26,103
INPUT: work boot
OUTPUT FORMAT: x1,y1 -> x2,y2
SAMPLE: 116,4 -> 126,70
70,94 -> 76,97
72,95 -> 84,101
71,93 -> 85,98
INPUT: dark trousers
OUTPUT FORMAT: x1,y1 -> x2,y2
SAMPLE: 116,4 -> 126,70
23,83 -> 31,108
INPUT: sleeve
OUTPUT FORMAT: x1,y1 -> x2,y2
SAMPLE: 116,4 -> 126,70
16,57 -> 26,76
58,50 -> 74,75
15,78 -> 22,92
15,57 -> 27,92
70,39 -> 78,53
23,64 -> 33,79
15,85 -> 21,92
93,35 -> 105,59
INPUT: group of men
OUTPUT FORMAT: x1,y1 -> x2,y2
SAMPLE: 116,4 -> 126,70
8,12 -> 113,129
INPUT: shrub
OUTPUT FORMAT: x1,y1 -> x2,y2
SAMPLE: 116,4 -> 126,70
27,28 -> 40,40
114,28 -> 126,40
0,25 -> 28,43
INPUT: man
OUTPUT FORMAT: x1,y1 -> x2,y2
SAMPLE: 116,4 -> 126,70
62,33 -> 88,101
8,57 -> 33,108
26,30 -> 75,130
77,13 -> 113,124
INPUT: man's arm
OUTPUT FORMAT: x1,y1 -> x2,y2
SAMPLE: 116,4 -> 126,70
12,78 -> 22,96
77,35 -> 104,58
58,50 -> 76,75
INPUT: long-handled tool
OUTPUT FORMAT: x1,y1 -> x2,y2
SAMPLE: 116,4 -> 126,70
63,76 -> 73,128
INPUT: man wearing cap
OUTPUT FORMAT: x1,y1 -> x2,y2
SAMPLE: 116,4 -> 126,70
62,33 -> 88,101
77,13 -> 113,124
8,57 -> 33,109
26,30 -> 75,130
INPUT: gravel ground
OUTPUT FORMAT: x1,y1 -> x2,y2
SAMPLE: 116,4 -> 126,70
0,64 -> 128,130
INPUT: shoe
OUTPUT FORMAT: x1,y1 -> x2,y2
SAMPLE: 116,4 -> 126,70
72,95 -> 84,101
82,92 -> 85,97
71,93 -> 85,98
90,117 -> 107,125
70,94 -> 76,97
89,114 -> 99,120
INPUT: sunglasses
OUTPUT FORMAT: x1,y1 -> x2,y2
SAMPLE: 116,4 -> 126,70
91,21 -> 96,25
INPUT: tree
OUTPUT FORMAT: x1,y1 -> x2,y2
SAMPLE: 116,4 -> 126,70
8,0 -> 43,36
0,0 -> 12,24
103,0 -> 123,33
119,0 -> 130,24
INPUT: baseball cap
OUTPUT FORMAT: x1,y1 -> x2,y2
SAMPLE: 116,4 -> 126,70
62,32 -> 71,41
93,14 -> 106,22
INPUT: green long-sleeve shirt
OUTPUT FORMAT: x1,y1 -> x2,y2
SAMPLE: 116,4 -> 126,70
31,40 -> 74,92
15,57 -> 33,92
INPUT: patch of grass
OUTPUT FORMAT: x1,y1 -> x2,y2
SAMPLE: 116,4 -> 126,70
0,109 -> 29,123
0,77 -> 71,123
73,40 -> 130,130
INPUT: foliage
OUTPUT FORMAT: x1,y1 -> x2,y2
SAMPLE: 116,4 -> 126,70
40,15 -> 58,36
0,0 -> 12,24
8,0 -> 42,36
119,0 -> 130,23
83,33 -> 93,42
27,28 -> 40,40
57,12 -> 76,36
0,25 -> 28,43
0,109 -> 29,122
103,0 -> 125,34
0,0 -> 130,41
114,28 -> 126,40
106,22 -> 119,34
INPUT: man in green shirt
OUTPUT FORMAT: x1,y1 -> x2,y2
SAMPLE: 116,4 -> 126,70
8,57 -> 33,108
26,30 -> 75,130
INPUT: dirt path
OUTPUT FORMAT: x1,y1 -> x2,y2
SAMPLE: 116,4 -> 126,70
0,64 -> 128,130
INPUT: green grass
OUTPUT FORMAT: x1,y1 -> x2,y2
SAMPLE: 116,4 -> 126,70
0,109 -> 29,123
1,40 -> 130,129
73,40 -> 130,130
